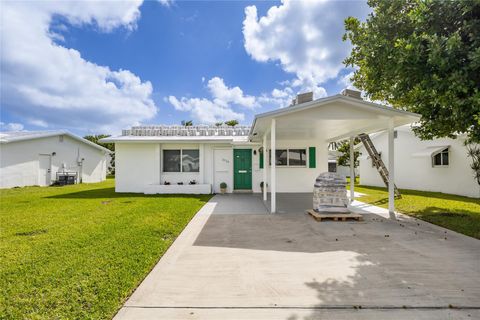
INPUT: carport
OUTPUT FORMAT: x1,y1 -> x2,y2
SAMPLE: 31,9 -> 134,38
249,92 -> 420,215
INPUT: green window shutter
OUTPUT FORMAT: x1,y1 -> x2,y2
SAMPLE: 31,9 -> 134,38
309,147 -> 316,168
259,150 -> 264,169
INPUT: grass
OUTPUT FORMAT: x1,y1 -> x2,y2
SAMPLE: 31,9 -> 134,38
350,179 -> 480,239
0,178 -> 211,319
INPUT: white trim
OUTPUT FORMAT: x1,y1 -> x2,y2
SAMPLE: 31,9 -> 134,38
388,119 -> 395,218
263,134 -> 267,201
0,130 -> 111,153
350,136 -> 355,203
270,118 -> 276,213
431,147 -> 450,168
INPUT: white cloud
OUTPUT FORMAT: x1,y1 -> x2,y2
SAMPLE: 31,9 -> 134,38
166,77 -> 259,123
338,71 -> 356,89
167,96 -> 244,124
207,77 -> 257,109
243,0 -> 370,94
0,1 -> 157,134
157,0 -> 174,7
0,122 -> 24,131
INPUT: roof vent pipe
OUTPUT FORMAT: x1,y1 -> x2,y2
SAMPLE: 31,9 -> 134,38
341,88 -> 362,100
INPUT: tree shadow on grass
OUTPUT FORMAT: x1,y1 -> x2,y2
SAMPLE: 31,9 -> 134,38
45,187 -> 211,202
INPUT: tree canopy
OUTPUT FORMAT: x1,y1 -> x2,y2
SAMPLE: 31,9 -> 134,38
343,0 -> 480,142
225,120 -> 239,127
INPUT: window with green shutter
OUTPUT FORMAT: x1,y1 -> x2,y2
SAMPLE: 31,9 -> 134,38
308,147 -> 316,168
259,150 -> 264,169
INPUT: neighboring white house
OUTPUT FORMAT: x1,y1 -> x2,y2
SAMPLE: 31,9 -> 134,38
102,90 -> 420,214
0,130 -> 110,188
357,125 -> 479,198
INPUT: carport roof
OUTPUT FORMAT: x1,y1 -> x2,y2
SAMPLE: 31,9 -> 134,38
249,94 -> 420,142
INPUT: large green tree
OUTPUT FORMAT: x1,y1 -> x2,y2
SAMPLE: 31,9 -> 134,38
343,0 -> 480,142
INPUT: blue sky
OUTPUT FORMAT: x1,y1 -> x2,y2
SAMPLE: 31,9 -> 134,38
0,0 -> 370,135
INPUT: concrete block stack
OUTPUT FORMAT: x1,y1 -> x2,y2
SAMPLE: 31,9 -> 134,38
313,172 -> 349,213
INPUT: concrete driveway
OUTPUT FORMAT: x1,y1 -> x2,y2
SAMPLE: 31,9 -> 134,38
115,194 -> 480,319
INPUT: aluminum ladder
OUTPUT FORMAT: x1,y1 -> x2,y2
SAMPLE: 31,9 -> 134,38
358,133 -> 401,198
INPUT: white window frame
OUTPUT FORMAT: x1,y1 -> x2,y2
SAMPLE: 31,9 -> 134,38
269,148 -> 307,167
162,148 -> 200,173
432,148 -> 449,167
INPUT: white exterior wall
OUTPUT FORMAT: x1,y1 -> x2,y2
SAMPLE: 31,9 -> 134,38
115,143 -> 159,193
264,139 -> 328,193
359,129 -> 480,198
115,142 -> 264,194
0,135 -> 107,188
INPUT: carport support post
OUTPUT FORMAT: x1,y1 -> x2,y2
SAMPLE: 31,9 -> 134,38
263,134 -> 267,201
350,136 -> 355,203
388,119 -> 396,219
270,118 -> 276,213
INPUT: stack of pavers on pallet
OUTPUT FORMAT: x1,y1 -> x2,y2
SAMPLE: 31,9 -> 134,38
313,172 -> 349,214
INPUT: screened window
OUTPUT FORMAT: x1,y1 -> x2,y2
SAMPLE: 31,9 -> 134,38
328,162 -> 337,172
288,149 -> 307,166
269,148 -> 307,167
182,149 -> 200,172
163,150 -> 181,172
275,149 -> 288,166
163,149 -> 199,172
433,148 -> 449,166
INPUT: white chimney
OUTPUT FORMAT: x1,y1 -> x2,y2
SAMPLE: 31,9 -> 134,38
341,88 -> 362,100
291,91 -> 313,106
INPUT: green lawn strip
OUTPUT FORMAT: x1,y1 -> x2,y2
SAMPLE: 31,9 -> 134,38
0,179 -> 211,319
353,184 -> 480,239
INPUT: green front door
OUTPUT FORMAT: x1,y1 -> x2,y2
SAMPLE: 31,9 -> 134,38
233,149 -> 252,190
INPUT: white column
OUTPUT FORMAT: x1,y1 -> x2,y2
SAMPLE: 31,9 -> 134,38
388,119 -> 396,219
350,136 -> 355,203
199,143 -> 205,184
156,144 -> 162,184
270,118 -> 276,213
263,134 -> 267,201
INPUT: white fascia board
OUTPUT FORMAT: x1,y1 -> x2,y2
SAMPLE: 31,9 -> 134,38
249,95 -> 420,140
100,136 -> 237,143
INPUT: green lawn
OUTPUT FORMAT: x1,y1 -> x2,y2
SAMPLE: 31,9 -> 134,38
353,183 -> 480,239
0,178 -> 211,319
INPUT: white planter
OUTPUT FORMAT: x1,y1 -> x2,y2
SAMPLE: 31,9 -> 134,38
143,184 -> 212,194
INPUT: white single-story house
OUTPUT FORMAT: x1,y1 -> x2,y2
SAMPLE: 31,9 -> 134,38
0,130 -> 110,188
358,125 -> 480,198
102,90 -> 420,214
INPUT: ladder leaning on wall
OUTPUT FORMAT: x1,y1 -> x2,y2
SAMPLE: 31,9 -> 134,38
358,133 -> 402,198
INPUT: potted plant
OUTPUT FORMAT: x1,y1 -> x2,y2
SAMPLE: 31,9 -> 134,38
260,181 -> 267,193
220,182 -> 227,194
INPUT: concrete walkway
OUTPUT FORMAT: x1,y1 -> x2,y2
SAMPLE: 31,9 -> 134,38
115,195 -> 480,320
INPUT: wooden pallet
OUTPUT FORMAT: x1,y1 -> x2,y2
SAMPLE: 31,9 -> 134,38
307,210 -> 363,222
